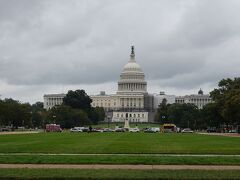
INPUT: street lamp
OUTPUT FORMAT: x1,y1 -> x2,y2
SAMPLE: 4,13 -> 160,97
107,115 -> 110,128
162,116 -> 165,123
52,115 -> 56,124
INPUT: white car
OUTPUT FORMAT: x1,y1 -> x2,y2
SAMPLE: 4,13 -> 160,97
181,128 -> 193,133
103,128 -> 114,132
151,127 -> 160,132
129,128 -> 140,132
70,127 -> 83,132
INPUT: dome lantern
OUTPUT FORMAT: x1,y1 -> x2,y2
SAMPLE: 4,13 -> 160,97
130,46 -> 135,61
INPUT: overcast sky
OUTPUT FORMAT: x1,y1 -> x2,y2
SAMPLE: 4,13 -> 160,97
0,0 -> 240,103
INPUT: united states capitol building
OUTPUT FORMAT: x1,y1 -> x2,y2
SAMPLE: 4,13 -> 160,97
44,46 -> 212,122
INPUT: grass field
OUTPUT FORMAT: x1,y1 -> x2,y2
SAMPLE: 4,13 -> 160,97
0,154 -> 240,165
0,132 -> 240,179
0,132 -> 239,154
0,169 -> 240,180
0,132 -> 240,165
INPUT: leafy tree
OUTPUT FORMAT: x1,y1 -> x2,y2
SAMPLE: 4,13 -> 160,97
94,107 -> 106,122
31,112 -> 43,128
62,89 -> 103,125
0,100 -> 7,126
210,78 -> 240,126
47,105 -> 73,128
31,102 -> 45,128
84,107 -> 105,125
155,98 -> 169,123
167,103 -> 199,129
199,103 -> 223,129
72,109 -> 91,126
0,99 -> 32,128
31,102 -> 44,112
63,90 -> 92,110
20,103 -> 32,128
47,105 -> 91,128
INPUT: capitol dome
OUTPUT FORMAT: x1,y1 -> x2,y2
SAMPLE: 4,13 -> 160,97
117,46 -> 147,95
123,58 -> 142,72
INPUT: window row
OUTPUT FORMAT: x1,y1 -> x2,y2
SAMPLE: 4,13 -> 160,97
116,113 -> 145,118
92,102 -> 116,107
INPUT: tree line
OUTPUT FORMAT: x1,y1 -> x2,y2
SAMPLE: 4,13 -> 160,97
0,90 -> 105,129
155,78 -> 240,130
0,78 -> 239,130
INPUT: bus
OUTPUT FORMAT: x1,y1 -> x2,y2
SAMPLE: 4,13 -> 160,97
46,124 -> 62,132
161,124 -> 177,133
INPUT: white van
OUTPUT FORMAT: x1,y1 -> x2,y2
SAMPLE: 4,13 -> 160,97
151,127 -> 160,132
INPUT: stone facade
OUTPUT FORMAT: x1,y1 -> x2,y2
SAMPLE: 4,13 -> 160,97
43,93 -> 65,110
112,111 -> 148,123
175,89 -> 212,109
153,92 -> 175,109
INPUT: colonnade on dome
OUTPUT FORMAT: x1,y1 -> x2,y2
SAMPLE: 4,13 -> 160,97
117,83 -> 147,92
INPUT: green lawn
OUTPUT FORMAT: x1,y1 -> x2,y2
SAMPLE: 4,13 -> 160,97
0,132 -> 239,154
0,155 -> 240,165
0,169 -> 240,180
0,132 -> 240,179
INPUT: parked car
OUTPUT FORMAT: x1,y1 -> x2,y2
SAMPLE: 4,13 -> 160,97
81,127 -> 89,132
115,128 -> 125,132
92,128 -> 103,132
0,127 -> 11,132
129,128 -> 140,132
70,127 -> 82,132
103,128 -> 114,132
207,128 -> 216,133
152,127 -> 160,132
181,128 -> 193,133
229,129 -> 237,133
144,128 -> 156,133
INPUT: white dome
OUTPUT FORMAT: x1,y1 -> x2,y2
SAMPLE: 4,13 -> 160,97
123,61 -> 142,72
117,46 -> 147,95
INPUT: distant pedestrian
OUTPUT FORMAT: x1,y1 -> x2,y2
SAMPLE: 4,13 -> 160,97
89,126 -> 92,133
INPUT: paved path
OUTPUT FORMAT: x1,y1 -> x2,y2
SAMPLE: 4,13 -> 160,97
198,133 -> 240,137
0,131 -> 39,135
0,164 -> 240,170
0,153 -> 239,157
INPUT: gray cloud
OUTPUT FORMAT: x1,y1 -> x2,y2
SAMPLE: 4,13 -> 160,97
0,0 -> 240,103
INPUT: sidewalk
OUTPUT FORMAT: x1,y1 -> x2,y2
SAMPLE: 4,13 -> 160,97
0,164 -> 240,170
